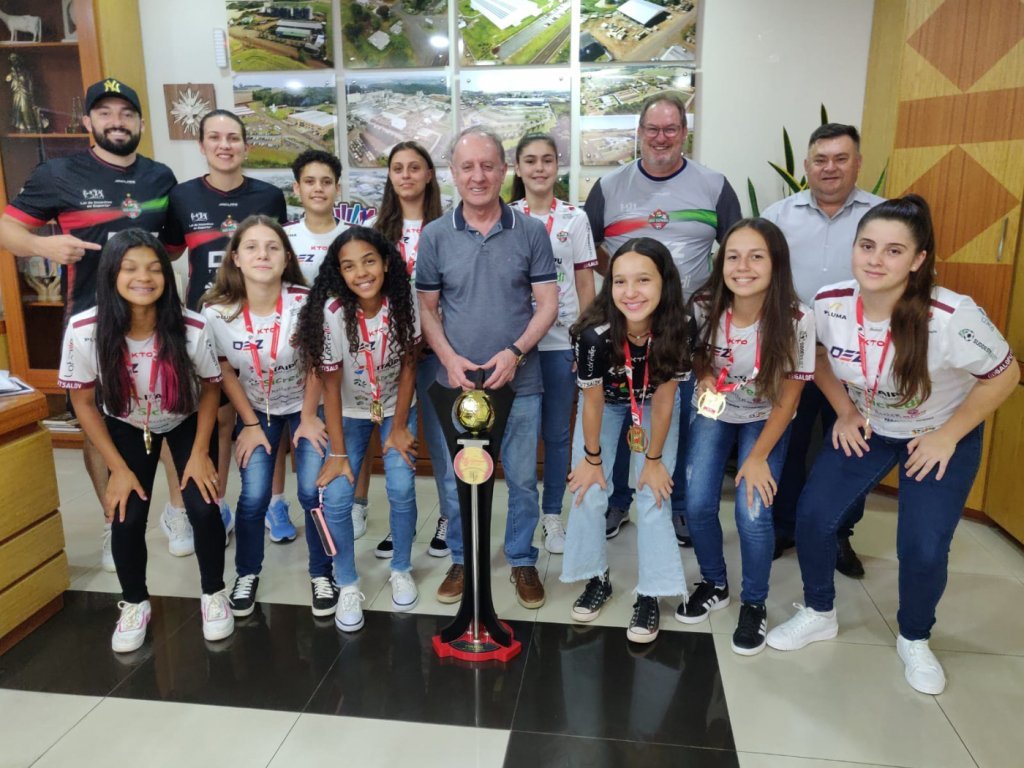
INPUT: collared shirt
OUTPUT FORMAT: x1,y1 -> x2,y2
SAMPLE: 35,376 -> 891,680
416,201 -> 557,395
762,187 -> 884,305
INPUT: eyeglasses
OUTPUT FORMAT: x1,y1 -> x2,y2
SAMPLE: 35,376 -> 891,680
640,124 -> 683,139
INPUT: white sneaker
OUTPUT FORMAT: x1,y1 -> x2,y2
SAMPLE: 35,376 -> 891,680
541,514 -> 566,554
390,570 -> 419,612
351,502 -> 368,540
766,603 -> 838,651
101,524 -> 116,573
897,635 -> 946,695
335,585 -> 365,632
111,600 -> 152,652
201,591 -> 235,642
160,504 -> 195,557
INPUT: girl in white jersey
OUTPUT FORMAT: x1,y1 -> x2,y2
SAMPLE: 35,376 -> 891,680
297,226 -> 421,628
767,196 -> 1018,694
676,219 -> 815,656
510,132 -> 598,555
202,215 -> 338,620
58,230 -> 232,652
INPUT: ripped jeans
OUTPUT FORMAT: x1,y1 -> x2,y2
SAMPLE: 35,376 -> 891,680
684,411 -> 792,604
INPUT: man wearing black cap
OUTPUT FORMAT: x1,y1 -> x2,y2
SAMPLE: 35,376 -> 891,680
0,77 -> 178,570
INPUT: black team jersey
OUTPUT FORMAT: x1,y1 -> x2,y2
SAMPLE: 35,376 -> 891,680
4,149 -> 177,317
163,176 -> 287,310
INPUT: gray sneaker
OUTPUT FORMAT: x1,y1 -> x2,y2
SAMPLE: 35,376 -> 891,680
605,506 -> 629,539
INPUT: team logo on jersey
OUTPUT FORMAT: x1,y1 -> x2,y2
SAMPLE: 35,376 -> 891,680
829,346 -> 861,363
824,302 -> 846,320
556,229 -> 569,243
121,194 -> 141,219
220,215 -> 237,234
648,209 -> 669,230
191,212 -> 209,223
82,189 -> 105,201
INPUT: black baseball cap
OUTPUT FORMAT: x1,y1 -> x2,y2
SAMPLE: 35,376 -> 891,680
84,78 -> 142,113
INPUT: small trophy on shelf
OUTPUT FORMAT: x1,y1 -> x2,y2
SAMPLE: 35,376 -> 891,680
6,53 -> 48,133
67,96 -> 85,133
21,256 -> 61,302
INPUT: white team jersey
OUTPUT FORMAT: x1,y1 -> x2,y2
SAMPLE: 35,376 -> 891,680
203,283 -> 309,416
510,199 -> 598,351
815,281 -> 1014,438
284,218 -> 348,284
691,297 -> 815,423
320,298 -> 420,420
58,307 -> 222,433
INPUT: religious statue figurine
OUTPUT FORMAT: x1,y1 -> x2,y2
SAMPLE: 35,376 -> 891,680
6,53 -> 46,132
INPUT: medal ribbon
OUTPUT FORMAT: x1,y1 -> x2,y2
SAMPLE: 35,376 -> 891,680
125,346 -> 160,432
855,297 -> 892,421
357,298 -> 390,406
522,198 -> 558,235
623,336 -> 651,428
242,293 -> 283,415
714,310 -> 761,393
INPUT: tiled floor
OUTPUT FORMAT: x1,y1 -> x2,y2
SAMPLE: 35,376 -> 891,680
2,448 -> 1023,767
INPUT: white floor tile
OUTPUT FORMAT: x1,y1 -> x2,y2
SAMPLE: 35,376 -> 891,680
0,690 -> 100,768
739,753 -> 897,768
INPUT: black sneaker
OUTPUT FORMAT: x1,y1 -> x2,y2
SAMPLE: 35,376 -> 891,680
836,537 -> 865,578
605,506 -> 629,539
375,533 -> 394,559
626,595 -> 660,643
731,602 -> 768,655
428,517 -> 450,558
229,574 -> 259,617
673,514 -> 692,547
571,572 -> 612,622
675,579 -> 730,624
310,576 -> 339,617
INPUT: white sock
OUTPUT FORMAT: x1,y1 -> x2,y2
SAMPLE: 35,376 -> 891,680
270,493 -> 285,505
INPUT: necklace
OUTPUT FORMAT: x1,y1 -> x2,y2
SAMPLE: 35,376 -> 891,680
627,330 -> 651,343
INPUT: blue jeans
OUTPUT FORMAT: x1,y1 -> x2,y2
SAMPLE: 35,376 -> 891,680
609,376 -> 694,518
796,425 -> 983,640
539,349 -> 576,516
561,392 -> 687,597
321,409 -> 420,584
234,409 -> 332,580
417,353 -> 459,523
775,382 -> 865,540
685,413 -> 792,604
446,393 -> 541,567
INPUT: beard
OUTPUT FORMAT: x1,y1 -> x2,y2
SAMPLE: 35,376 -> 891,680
92,126 -> 142,157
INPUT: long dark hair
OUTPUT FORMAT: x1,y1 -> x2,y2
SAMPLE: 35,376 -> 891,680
571,237 -> 690,383
855,194 -> 936,405
374,141 -> 442,245
691,218 -> 799,405
509,132 -> 567,202
297,226 -> 418,374
200,214 -> 306,319
95,230 -> 198,417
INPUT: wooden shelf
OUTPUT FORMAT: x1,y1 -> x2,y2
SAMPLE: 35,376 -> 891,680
0,42 -> 77,49
2,133 -> 89,140
22,300 -> 63,308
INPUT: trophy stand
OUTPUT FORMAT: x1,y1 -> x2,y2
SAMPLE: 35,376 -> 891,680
428,374 -> 521,662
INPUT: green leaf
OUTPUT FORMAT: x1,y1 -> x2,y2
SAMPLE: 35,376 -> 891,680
768,161 -> 804,194
747,178 -> 760,216
820,104 -> 829,125
872,160 -> 888,195
783,128 -> 795,175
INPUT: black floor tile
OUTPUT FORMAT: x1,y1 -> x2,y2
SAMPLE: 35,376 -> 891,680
512,622 -> 735,750
0,591 -> 196,696
303,611 -> 533,729
503,732 -> 740,768
109,600 -> 348,711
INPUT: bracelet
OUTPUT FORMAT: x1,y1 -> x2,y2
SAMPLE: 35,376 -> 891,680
645,453 -> 663,461
241,422 -> 260,428
583,444 -> 601,457
328,452 -> 348,459
585,456 -> 602,466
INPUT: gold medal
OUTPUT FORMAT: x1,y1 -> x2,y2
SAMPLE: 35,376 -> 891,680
370,399 -> 384,424
697,389 -> 727,420
143,424 -> 152,455
626,424 -> 648,453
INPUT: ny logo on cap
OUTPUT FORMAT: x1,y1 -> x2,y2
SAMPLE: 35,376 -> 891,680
104,79 -> 121,93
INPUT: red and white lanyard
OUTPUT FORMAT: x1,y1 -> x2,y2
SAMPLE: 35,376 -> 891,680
357,298 -> 390,405
398,224 -> 421,277
713,310 -> 761,393
855,297 -> 892,425
623,336 -> 651,426
126,348 -> 160,440
242,293 -> 283,417
522,198 -> 558,235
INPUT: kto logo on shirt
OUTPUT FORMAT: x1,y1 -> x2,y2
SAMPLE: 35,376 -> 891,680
191,212 -> 209,223
82,189 -> 105,200
648,209 -> 669,230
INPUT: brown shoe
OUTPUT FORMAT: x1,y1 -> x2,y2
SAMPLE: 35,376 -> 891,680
511,565 -> 546,609
436,564 -> 465,604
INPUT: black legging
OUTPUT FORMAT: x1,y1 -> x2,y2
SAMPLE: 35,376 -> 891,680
106,413 -> 224,602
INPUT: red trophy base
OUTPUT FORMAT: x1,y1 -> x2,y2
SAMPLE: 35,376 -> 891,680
432,622 -> 521,662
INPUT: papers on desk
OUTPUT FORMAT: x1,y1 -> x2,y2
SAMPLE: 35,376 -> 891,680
0,370 -> 33,397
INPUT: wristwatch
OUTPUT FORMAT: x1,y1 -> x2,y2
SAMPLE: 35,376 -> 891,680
507,344 -> 526,367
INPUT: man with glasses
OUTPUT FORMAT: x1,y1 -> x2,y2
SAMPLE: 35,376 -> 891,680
584,91 -> 741,546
